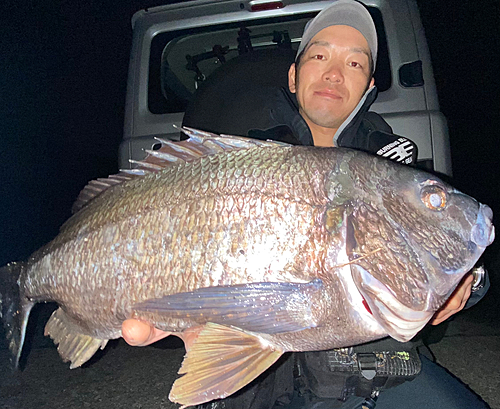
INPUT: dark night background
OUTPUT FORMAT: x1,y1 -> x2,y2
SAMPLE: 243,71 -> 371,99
1,0 -> 499,347
0,0 -> 499,407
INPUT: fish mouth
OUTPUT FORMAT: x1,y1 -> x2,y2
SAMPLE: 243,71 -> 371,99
471,204 -> 495,248
351,265 -> 433,342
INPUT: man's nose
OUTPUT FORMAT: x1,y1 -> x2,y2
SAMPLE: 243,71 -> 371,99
323,64 -> 344,84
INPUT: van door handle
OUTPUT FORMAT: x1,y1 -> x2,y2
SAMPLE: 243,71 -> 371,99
399,60 -> 424,87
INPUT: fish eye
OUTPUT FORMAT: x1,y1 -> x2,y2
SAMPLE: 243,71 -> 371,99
421,184 -> 447,211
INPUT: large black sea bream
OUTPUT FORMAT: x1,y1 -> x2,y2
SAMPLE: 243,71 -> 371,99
0,128 -> 494,407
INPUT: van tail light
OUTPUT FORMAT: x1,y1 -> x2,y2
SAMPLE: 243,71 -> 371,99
249,1 -> 284,11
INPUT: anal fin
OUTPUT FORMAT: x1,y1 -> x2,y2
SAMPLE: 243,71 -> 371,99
170,322 -> 283,408
44,308 -> 108,369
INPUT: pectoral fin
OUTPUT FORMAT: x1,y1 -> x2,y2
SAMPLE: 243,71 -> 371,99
134,279 -> 323,334
45,308 -> 108,368
170,322 -> 283,408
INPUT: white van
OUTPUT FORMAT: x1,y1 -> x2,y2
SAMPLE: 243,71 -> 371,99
119,0 -> 452,175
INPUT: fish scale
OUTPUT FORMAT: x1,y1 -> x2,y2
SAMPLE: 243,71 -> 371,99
32,151 -> 317,320
0,129 -> 494,407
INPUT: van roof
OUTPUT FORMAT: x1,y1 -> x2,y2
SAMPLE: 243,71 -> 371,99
131,0 -> 338,29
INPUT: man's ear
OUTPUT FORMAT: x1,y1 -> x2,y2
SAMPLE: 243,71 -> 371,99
288,63 -> 297,93
369,77 -> 375,88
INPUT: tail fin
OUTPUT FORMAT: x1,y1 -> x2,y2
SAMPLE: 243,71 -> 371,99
0,262 -> 34,369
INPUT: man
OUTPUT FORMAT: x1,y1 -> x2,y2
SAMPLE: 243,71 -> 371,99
122,1 -> 489,407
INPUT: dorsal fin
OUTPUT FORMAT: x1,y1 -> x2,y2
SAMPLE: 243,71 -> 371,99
71,127 -> 285,213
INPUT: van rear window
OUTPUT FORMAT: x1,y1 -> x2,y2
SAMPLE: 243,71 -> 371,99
148,7 -> 391,114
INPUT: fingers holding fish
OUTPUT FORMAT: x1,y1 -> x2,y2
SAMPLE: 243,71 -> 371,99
121,319 -> 170,346
430,273 -> 473,326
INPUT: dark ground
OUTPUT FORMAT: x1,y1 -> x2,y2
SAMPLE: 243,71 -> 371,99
1,0 -> 499,408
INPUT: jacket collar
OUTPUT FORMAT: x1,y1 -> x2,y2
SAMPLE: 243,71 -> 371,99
334,86 -> 378,146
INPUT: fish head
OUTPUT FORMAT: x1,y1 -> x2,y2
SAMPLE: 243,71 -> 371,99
325,150 -> 494,342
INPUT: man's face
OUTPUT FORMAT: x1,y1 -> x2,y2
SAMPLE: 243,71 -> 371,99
289,25 -> 375,131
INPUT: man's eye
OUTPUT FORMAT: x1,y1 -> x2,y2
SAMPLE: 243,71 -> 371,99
349,61 -> 361,68
313,54 -> 326,60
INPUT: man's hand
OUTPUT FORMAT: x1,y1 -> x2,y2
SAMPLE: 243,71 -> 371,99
430,273 -> 473,326
122,319 -> 170,346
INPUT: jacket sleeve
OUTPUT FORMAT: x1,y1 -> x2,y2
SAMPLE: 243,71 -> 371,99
341,112 -> 419,165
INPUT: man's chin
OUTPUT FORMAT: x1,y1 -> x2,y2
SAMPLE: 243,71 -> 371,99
303,112 -> 345,130
301,102 -> 352,129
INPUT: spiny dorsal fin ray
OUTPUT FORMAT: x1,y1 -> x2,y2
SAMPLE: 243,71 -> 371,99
71,127 -> 284,214
44,308 -> 108,369
169,322 -> 283,408
71,174 -> 136,213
